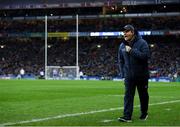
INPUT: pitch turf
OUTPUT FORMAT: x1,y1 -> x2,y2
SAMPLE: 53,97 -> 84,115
0,80 -> 180,126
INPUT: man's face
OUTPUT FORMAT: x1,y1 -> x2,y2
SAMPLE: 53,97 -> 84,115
123,30 -> 134,42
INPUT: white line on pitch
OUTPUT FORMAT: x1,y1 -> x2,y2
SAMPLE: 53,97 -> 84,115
101,119 -> 116,123
150,96 -> 176,99
1,100 -> 180,126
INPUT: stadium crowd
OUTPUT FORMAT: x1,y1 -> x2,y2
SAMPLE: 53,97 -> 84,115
0,36 -> 179,80
0,16 -> 180,33
0,14 -> 180,80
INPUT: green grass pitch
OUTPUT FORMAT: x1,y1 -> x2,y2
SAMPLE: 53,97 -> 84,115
0,80 -> 180,126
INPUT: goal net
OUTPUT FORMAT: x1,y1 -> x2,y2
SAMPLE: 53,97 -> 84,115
46,66 -> 79,80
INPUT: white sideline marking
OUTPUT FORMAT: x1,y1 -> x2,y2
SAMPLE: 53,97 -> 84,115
101,119 -> 115,123
1,100 -> 180,126
151,96 -> 175,99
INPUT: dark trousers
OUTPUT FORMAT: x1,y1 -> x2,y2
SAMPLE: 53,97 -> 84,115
123,78 -> 149,119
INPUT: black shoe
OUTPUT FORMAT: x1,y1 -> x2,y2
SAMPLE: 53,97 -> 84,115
118,116 -> 132,122
140,113 -> 148,120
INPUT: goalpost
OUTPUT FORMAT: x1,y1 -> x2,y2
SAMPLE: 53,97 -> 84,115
46,66 -> 79,80
44,15 -> 79,80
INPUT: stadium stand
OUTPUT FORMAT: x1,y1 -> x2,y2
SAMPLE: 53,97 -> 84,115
0,2 -> 179,81
0,36 -> 179,81
0,17 -> 180,33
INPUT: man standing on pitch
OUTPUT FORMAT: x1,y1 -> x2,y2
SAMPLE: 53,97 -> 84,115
118,24 -> 150,122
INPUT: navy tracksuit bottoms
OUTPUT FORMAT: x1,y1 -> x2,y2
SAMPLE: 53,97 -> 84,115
123,78 -> 149,119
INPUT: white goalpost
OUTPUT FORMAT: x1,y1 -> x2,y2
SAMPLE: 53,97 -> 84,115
46,66 -> 79,80
44,15 -> 79,80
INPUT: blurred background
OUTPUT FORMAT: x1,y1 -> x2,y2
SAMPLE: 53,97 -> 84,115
0,0 -> 179,82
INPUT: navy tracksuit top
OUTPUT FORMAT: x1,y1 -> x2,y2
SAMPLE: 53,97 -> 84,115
118,32 -> 150,79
